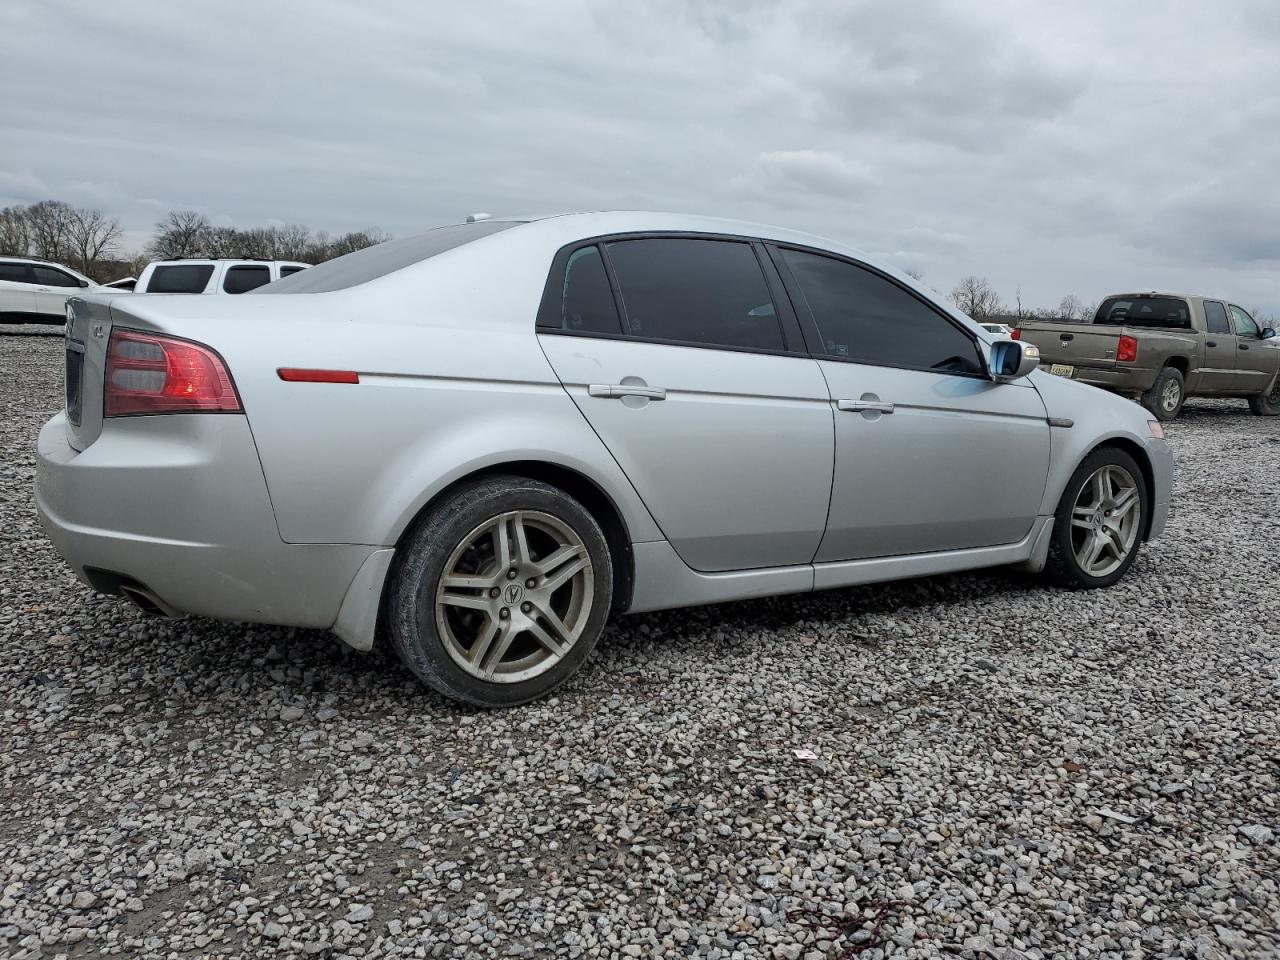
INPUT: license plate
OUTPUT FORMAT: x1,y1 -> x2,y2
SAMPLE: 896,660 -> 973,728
1049,363 -> 1074,378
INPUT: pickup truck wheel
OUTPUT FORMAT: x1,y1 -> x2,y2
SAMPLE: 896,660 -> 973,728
1141,366 -> 1184,421
387,476 -> 613,707
1046,447 -> 1147,590
1247,377 -> 1280,416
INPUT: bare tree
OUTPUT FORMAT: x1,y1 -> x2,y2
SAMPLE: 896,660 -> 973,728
324,228 -> 391,260
1057,294 -> 1086,320
148,210 -> 212,259
0,205 -> 31,256
25,200 -> 75,262
948,275 -> 1006,319
67,208 -> 121,277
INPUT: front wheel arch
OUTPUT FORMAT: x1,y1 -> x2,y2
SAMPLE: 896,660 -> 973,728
1076,439 -> 1156,543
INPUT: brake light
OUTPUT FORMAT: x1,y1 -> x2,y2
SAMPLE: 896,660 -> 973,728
105,330 -> 242,416
1117,335 -> 1138,363
1010,328 -> 1021,340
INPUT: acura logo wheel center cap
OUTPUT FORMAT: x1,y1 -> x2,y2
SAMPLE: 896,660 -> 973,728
504,583 -> 525,606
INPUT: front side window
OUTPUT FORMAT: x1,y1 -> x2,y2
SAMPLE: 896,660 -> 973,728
1229,305 -> 1260,338
223,265 -> 271,294
146,264 -> 215,293
32,265 -> 80,287
779,248 -> 983,375
1203,301 -> 1231,335
0,263 -> 33,283
605,238 -> 784,351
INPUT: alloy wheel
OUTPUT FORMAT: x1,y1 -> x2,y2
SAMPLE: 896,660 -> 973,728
434,510 -> 593,683
1069,465 -> 1141,577
1161,378 -> 1181,412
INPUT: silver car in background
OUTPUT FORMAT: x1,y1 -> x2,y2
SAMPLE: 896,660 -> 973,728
36,212 -> 1172,706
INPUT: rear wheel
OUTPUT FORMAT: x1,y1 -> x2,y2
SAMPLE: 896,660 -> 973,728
1046,448 -> 1147,589
387,476 -> 613,707
1248,376 -> 1280,415
1141,366 -> 1184,421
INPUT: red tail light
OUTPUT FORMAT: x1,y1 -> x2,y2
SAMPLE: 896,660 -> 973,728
1010,327 -> 1021,340
1116,335 -> 1138,363
105,330 -> 242,417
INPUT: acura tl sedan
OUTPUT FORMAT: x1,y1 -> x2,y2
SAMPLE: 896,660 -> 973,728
36,212 -> 1172,706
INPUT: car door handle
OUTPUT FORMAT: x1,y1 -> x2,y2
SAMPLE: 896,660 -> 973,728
1240,344 -> 1250,351
1206,340 -> 1217,348
837,399 -> 895,414
588,383 -> 667,401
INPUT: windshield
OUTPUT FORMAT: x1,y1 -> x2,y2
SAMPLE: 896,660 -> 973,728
1094,296 -> 1191,329
255,221 -> 523,294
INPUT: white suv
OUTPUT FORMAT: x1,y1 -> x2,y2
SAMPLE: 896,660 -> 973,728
0,257 -> 109,324
135,259 -> 309,295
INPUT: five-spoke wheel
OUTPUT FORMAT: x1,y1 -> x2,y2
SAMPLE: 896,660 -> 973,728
1048,447 -> 1147,588
388,476 -> 612,707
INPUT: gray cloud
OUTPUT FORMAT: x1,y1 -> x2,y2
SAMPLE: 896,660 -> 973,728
1,0 -> 1277,313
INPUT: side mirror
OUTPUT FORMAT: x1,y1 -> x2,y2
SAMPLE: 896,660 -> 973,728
78,279 -> 90,288
1263,327 -> 1277,340
990,339 -> 1040,382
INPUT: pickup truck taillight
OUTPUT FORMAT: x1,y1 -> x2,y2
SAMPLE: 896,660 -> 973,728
105,330 -> 242,417
1116,335 -> 1138,363
1010,328 -> 1021,340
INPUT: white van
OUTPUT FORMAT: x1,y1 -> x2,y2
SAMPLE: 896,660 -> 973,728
135,259 -> 309,295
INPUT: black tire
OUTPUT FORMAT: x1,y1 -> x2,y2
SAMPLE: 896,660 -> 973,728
1248,376 -> 1280,415
387,475 -> 612,707
1141,366 -> 1185,421
1045,447 -> 1148,590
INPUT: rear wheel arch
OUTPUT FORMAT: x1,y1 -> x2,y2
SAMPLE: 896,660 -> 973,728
1165,355 -> 1190,377
386,460 -> 635,619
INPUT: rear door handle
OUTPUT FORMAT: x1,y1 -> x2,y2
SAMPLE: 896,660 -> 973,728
1240,344 -> 1250,351
588,383 -> 667,401
837,399 -> 895,414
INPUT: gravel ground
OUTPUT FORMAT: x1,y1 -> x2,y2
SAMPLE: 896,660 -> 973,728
1,333 -> 1277,960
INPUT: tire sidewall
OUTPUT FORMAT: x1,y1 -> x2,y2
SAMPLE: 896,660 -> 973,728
1144,367 -> 1184,421
389,477 -> 613,707
1050,448 -> 1148,589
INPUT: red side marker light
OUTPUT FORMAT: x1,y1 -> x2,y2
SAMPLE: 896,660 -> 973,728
277,368 -> 360,384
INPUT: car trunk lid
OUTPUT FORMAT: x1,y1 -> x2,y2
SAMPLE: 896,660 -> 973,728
1017,321 -> 1122,369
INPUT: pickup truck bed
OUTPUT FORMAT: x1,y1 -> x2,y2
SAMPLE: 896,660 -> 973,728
1015,293 -> 1280,420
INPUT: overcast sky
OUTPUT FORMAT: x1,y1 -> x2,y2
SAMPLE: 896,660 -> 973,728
2,0 -> 1278,313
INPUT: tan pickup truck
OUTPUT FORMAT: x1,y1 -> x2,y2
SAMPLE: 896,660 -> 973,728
1014,292 -> 1280,420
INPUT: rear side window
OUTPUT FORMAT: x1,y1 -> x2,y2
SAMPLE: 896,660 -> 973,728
0,263 -> 33,283
1095,296 -> 1190,328
146,264 -> 214,293
604,238 -> 783,350
779,248 -> 983,375
223,265 -> 271,294
553,245 -> 621,334
1203,301 -> 1231,335
279,265 -> 306,277
32,265 -> 80,287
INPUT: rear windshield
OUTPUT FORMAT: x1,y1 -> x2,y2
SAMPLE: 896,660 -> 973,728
1094,296 -> 1191,329
146,264 -> 214,293
255,221 -> 522,294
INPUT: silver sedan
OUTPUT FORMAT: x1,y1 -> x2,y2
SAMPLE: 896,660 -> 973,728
36,212 -> 1172,706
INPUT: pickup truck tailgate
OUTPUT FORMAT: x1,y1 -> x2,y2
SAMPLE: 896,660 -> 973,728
1018,323 -> 1118,368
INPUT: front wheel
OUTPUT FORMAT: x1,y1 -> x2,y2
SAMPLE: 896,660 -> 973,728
387,476 -> 613,707
1141,366 -> 1184,421
1248,376 -> 1280,415
1046,448 -> 1147,589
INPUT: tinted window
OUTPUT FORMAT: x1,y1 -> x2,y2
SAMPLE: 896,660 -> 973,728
32,265 -> 81,287
146,264 -> 215,293
780,248 -> 982,375
554,245 -> 620,333
1095,296 -> 1190,328
0,263 -> 33,283
279,265 -> 306,277
1203,301 -> 1231,335
257,221 -> 520,294
605,239 -> 783,350
223,265 -> 271,294
1230,305 -> 1260,338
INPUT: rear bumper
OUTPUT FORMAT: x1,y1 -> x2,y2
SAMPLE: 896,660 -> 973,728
1059,366 -> 1159,393
1143,436 -> 1172,541
35,412 -> 374,630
